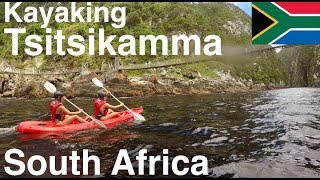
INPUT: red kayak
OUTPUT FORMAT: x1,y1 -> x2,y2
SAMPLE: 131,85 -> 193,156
16,108 -> 143,134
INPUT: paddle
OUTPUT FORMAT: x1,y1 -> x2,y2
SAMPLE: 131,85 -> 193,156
91,77 -> 146,122
43,81 -> 107,129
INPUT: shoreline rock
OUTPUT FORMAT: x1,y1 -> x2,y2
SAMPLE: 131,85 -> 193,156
0,77 -> 266,99
0,69 -> 286,99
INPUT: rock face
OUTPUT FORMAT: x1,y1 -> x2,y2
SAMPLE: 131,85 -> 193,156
0,65 -> 267,98
223,18 -> 251,36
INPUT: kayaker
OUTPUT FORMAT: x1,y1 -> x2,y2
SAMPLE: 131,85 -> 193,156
50,91 -> 88,125
94,92 -> 124,120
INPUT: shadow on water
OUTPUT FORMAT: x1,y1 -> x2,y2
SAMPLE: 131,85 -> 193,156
0,88 -> 320,177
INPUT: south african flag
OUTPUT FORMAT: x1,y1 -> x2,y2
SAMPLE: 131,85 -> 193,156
252,2 -> 320,44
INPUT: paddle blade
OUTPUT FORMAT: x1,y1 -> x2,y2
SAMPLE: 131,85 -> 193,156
91,118 -> 108,129
92,77 -> 103,87
44,81 -> 57,94
133,112 -> 146,121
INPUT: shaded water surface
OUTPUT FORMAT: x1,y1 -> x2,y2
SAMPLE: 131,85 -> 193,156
0,88 -> 320,177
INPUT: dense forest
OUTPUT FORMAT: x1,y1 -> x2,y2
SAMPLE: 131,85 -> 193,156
0,2 -> 318,87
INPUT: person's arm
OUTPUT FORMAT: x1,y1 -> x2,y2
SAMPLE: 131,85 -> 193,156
103,103 -> 124,110
60,106 -> 82,115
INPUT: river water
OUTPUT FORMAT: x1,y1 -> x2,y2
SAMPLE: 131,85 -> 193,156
0,88 -> 320,177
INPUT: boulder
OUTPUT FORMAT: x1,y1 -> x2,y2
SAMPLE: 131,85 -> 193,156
149,74 -> 159,84
182,71 -> 199,79
15,80 -> 47,98
110,72 -> 129,84
172,80 -> 189,87
2,91 -> 13,97
156,68 -> 167,76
